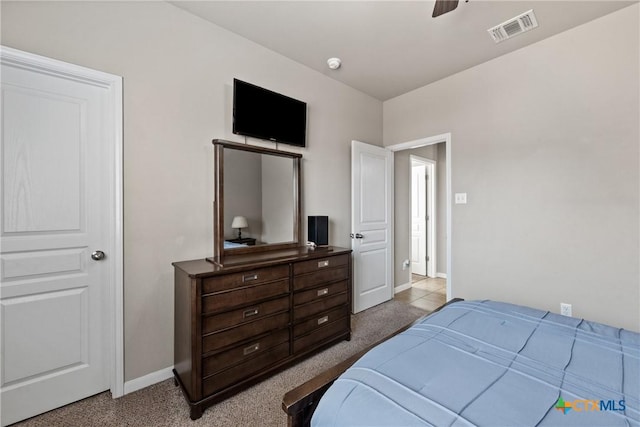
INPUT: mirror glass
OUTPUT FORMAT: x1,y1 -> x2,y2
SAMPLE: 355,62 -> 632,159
211,140 -> 302,261
223,149 -> 294,247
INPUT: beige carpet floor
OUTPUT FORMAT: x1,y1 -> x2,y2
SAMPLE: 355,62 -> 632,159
14,299 -> 428,427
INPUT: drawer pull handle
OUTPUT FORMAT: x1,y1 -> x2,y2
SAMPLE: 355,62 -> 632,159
318,260 -> 329,268
243,308 -> 259,318
243,343 -> 260,356
317,315 -> 329,325
317,288 -> 329,297
243,273 -> 258,282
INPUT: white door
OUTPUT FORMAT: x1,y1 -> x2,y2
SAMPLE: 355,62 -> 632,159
351,140 -> 393,313
410,162 -> 427,276
0,47 -> 122,426
425,162 -> 436,278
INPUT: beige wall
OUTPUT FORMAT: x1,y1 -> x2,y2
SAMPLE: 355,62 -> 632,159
1,1 -> 382,381
384,5 -> 639,331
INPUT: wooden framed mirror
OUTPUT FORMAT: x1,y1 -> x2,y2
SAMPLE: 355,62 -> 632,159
210,139 -> 302,262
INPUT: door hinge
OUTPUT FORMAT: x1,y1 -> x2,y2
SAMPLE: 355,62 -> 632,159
426,256 -> 430,261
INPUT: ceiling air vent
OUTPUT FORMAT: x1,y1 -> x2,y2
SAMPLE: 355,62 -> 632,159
488,9 -> 538,43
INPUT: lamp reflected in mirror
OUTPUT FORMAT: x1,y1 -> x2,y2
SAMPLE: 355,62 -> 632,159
231,215 -> 248,239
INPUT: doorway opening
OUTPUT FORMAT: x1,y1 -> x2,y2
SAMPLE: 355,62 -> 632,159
399,151 -> 445,312
387,133 -> 452,304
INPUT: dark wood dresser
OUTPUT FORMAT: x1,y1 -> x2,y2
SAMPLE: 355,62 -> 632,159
173,246 -> 352,420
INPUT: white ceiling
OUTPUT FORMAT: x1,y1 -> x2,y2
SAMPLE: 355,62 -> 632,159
171,1 -> 635,101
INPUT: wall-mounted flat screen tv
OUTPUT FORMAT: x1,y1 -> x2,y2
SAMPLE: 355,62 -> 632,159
233,78 -> 307,147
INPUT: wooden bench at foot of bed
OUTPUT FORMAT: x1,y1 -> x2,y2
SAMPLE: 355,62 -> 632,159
281,298 -> 464,427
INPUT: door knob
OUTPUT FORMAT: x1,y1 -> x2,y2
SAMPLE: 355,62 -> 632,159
355,233 -> 364,239
91,250 -> 106,261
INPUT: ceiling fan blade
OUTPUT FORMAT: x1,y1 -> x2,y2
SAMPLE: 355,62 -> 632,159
432,0 -> 459,18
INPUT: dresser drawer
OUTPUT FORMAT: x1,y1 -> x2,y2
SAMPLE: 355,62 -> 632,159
293,266 -> 349,291
202,296 -> 289,335
293,280 -> 348,307
202,265 -> 289,294
293,292 -> 348,321
202,342 -> 289,396
202,328 -> 289,377
293,305 -> 349,338
293,315 -> 350,354
202,279 -> 289,314
293,254 -> 349,276
202,312 -> 289,354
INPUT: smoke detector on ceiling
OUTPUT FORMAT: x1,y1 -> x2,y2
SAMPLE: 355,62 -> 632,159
488,9 -> 539,43
327,57 -> 342,70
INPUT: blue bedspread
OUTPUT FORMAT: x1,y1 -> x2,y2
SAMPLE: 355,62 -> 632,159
223,240 -> 246,249
312,300 -> 639,427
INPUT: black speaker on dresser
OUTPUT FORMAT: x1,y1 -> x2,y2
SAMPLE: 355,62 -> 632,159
308,216 -> 329,246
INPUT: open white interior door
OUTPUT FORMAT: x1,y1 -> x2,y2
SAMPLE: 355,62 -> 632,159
351,140 -> 393,313
410,161 -> 427,276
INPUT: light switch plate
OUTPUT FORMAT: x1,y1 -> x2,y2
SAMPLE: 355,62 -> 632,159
455,193 -> 467,204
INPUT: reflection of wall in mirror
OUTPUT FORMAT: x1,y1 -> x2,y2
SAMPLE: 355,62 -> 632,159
262,155 -> 294,243
224,149 -> 262,240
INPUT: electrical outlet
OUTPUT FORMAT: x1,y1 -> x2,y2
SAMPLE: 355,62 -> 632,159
455,193 -> 467,204
560,303 -> 572,317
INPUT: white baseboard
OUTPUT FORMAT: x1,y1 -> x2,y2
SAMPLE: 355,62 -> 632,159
394,282 -> 412,294
437,273 -> 447,279
123,366 -> 174,395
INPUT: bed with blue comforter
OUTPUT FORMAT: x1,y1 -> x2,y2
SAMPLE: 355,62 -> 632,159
310,300 -> 639,427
